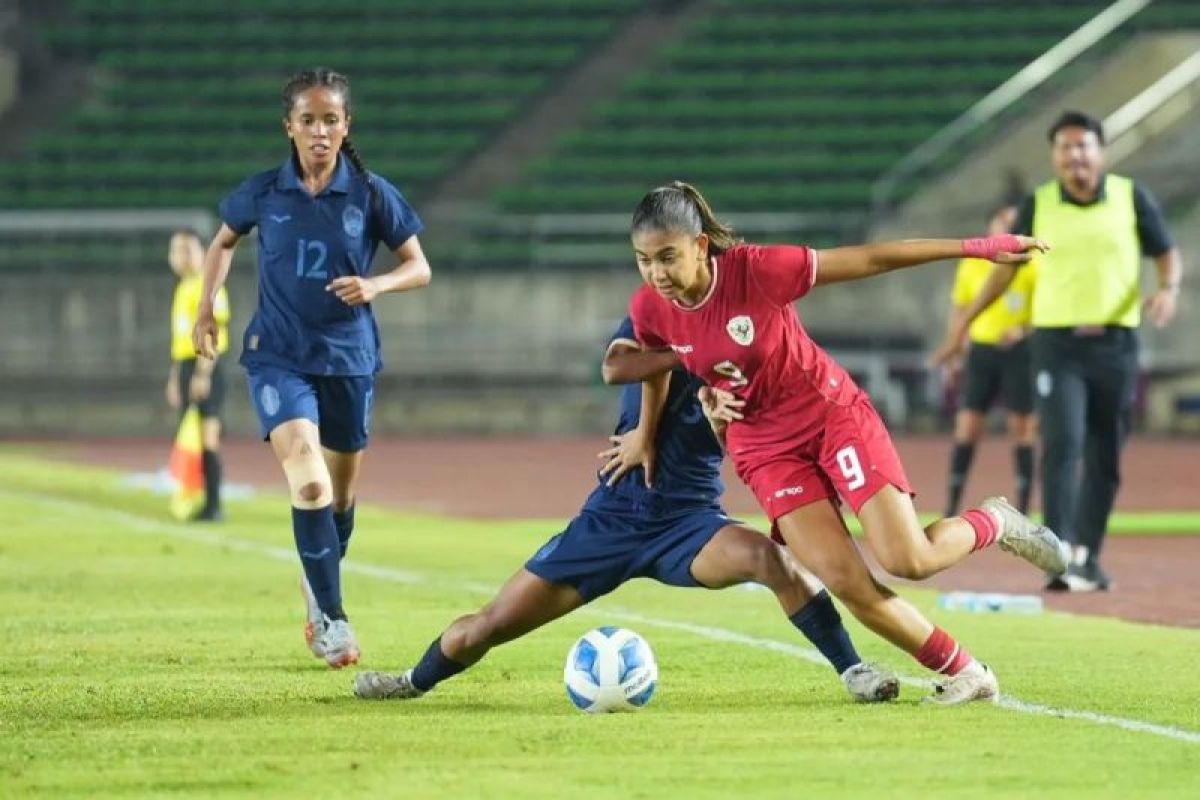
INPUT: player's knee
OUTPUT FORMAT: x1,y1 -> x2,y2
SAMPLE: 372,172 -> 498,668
296,481 -> 327,504
746,541 -> 790,587
876,550 -> 928,581
282,452 -> 332,507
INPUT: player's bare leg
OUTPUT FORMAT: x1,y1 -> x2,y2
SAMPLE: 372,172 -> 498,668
270,419 -> 358,668
775,501 -> 997,704
858,485 -> 1067,580
690,524 -> 898,702
355,570 -> 585,700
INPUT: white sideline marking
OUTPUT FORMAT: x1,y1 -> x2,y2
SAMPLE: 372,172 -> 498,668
10,489 -> 1200,746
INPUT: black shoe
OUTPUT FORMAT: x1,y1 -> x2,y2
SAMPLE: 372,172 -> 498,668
192,507 -> 225,523
1063,561 -> 1111,592
1044,571 -> 1069,591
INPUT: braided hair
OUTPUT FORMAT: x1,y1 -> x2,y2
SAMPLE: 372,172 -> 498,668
631,181 -> 740,255
281,67 -> 382,221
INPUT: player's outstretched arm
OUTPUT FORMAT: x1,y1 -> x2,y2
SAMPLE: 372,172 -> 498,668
601,341 -> 680,385
930,262 -> 1018,367
814,235 -> 1045,287
194,224 -> 241,359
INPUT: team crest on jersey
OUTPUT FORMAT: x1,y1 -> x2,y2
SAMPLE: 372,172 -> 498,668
342,205 -> 365,238
726,315 -> 754,346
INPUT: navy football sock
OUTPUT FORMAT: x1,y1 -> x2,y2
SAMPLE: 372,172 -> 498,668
292,506 -> 345,620
334,505 -> 355,559
946,442 -> 976,517
1014,444 -> 1035,515
790,590 -> 860,674
410,637 -> 468,692
200,449 -> 222,514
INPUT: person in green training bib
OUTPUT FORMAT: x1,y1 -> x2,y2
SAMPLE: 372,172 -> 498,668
934,110 -> 1183,593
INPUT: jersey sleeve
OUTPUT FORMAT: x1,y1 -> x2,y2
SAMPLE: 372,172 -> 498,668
1132,181 -> 1174,257
950,259 -> 972,306
607,316 -> 638,350
744,244 -> 817,306
373,176 -> 425,250
218,179 -> 259,236
1010,195 -> 1034,236
629,287 -> 668,349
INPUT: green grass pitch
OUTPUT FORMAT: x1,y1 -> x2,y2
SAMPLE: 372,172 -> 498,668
1,453 -> 1198,799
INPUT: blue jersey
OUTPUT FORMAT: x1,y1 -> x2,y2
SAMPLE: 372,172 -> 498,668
602,317 -> 725,506
219,155 -> 423,376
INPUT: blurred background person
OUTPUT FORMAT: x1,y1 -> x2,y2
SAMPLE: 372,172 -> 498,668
936,203 -> 1037,518
937,111 -> 1183,592
165,227 -> 230,522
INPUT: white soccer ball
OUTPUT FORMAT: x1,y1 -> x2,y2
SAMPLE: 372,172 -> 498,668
563,626 -> 658,713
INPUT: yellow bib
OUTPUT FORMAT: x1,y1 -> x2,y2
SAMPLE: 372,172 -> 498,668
171,275 -> 230,360
952,257 -> 1036,344
1031,175 -> 1141,327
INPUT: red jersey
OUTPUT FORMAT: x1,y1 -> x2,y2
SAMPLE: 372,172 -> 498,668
630,243 -> 864,459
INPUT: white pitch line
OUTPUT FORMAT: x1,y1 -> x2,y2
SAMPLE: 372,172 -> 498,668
8,489 -> 1200,746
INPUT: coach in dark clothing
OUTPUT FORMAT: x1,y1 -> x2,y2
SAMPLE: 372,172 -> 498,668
940,111 -> 1183,592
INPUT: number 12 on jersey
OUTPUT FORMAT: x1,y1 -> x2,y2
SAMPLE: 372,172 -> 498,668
295,238 -> 328,280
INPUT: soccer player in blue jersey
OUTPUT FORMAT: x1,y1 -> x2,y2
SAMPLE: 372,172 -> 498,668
353,318 -> 899,703
192,68 -> 430,669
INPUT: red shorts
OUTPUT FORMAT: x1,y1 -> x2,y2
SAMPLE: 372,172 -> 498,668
732,396 -> 912,527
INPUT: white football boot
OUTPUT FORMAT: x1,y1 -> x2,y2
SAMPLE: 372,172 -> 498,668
318,617 -> 361,670
841,663 -> 900,702
300,577 -> 326,659
982,496 -> 1070,574
355,669 -> 424,700
924,661 -> 999,706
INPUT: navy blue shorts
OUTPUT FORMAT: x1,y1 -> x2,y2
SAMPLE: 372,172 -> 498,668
524,491 -> 737,601
245,365 -> 374,453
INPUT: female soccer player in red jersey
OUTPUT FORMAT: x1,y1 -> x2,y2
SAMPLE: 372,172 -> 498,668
615,181 -> 1069,704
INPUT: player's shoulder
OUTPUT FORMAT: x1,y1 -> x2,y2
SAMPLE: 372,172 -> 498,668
230,167 -> 281,198
630,283 -> 665,316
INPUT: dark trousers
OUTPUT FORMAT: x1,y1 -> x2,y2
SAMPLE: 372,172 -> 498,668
1030,327 -> 1138,562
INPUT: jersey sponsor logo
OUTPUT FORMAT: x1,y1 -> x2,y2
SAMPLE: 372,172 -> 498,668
342,205 -> 365,238
259,384 -> 281,417
773,486 -> 804,499
726,315 -> 754,346
670,344 -> 694,354
269,213 -> 292,224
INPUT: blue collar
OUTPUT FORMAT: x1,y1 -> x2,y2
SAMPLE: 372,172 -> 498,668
276,153 -> 354,196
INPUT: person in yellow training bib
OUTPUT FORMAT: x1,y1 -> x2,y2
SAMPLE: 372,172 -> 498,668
165,228 -> 231,521
935,111 -> 1183,593
938,204 -> 1037,519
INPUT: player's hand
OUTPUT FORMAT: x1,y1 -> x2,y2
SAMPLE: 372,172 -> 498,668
327,276 -> 379,306
1144,288 -> 1179,328
165,375 -> 181,410
192,310 -> 218,360
189,369 -> 212,402
992,236 -> 1048,265
962,234 -> 1049,265
928,334 -> 966,369
598,430 -> 657,488
699,387 -> 744,424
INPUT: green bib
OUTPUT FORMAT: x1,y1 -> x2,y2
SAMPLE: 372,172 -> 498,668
1031,174 -> 1141,327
